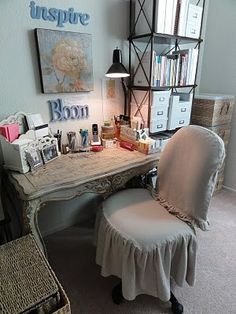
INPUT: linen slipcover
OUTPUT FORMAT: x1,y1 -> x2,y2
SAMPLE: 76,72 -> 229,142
95,125 -> 225,302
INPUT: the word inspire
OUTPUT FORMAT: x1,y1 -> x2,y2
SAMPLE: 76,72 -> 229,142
29,1 -> 90,27
49,99 -> 89,122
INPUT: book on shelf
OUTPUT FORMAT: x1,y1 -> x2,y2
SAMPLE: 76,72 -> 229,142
164,0 -> 174,35
177,0 -> 189,36
134,0 -> 203,38
138,48 -> 199,88
134,0 -> 167,35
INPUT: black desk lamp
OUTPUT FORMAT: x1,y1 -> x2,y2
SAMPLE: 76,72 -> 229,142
105,48 -> 130,114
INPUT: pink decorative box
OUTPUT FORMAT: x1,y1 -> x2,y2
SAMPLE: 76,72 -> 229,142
0,123 -> 19,143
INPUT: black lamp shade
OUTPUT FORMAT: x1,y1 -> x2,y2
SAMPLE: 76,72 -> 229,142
105,48 -> 130,78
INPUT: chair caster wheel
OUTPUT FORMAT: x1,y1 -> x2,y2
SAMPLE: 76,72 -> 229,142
112,282 -> 124,305
170,292 -> 183,314
171,302 -> 183,314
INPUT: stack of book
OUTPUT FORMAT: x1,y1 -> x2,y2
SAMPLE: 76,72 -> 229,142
135,0 -> 203,38
134,48 -> 198,87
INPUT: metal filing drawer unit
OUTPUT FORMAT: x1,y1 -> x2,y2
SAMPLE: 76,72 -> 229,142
191,94 -> 234,192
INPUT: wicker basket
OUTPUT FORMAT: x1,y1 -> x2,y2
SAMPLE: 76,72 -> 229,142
206,125 -> 231,148
214,170 -> 224,194
0,235 -> 71,314
191,95 -> 234,127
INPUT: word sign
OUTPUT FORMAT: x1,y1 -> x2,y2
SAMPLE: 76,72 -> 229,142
49,99 -> 89,122
29,1 -> 90,27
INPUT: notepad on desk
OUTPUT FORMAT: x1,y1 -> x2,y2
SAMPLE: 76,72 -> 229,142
26,113 -> 49,138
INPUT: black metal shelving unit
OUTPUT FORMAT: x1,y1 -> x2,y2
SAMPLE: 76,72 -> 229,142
127,0 -> 206,132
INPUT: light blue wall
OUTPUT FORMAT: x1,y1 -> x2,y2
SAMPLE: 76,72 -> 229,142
199,0 -> 236,191
0,0 -> 129,235
0,0 -> 129,125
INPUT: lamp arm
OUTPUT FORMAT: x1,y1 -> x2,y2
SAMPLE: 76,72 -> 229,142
121,78 -> 128,115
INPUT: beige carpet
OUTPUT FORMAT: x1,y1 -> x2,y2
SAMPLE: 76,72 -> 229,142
45,190 -> 236,314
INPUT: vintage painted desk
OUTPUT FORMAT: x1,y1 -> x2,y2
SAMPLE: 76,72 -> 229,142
6,147 -> 160,255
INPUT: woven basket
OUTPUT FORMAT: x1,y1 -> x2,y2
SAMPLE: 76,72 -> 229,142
191,97 -> 234,127
214,170 -> 225,194
207,125 -> 231,148
0,235 -> 71,314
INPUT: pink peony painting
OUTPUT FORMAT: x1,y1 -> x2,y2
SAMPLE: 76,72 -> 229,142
35,28 -> 94,93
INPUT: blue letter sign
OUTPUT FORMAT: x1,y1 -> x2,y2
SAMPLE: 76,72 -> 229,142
49,99 -> 89,122
29,1 -> 90,27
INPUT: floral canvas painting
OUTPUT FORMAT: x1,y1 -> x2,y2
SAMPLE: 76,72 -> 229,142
35,28 -> 93,93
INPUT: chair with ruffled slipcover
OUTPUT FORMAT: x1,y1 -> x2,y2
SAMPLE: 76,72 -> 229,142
95,125 -> 225,314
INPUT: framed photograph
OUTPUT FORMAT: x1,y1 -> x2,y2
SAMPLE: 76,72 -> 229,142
41,144 -> 59,163
35,28 -> 94,93
25,148 -> 43,171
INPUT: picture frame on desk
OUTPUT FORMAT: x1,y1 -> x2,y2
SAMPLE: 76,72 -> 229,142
25,149 -> 43,171
41,144 -> 58,164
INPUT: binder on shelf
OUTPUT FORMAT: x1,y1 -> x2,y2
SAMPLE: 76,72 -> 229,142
177,0 -> 189,36
164,0 -> 173,34
134,0 -> 167,35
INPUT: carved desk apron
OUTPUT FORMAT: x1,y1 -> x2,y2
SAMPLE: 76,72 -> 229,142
7,147 -> 160,255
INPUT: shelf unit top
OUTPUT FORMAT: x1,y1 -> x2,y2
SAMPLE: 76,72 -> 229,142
129,32 -> 203,45
130,84 -> 197,91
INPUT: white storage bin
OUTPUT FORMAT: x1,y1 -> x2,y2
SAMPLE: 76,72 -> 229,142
167,93 -> 193,130
0,136 -> 30,173
185,4 -> 203,38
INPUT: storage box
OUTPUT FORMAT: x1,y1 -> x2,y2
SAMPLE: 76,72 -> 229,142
0,235 -> 71,314
167,93 -> 193,130
0,136 -> 30,173
191,94 -> 234,126
185,4 -> 203,38
214,170 -> 225,194
0,123 -> 19,143
206,124 -> 231,148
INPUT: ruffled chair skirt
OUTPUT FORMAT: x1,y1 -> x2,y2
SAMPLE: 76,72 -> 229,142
95,189 -> 197,302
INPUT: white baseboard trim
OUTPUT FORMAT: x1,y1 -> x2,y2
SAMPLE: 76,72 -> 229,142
222,185 -> 236,193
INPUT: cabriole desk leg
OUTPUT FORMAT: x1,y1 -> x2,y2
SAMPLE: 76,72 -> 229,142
22,199 -> 47,257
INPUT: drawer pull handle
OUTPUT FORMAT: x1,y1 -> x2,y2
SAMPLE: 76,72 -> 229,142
157,111 -> 164,115
220,103 -> 230,115
191,29 -> 196,34
193,13 -> 198,18
157,124 -> 163,129
181,108 -> 187,112
159,97 -> 165,102
179,120 -> 185,125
